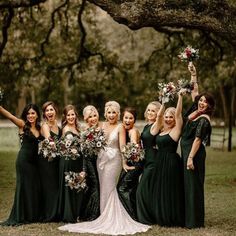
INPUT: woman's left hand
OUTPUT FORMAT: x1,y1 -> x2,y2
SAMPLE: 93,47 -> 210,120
187,157 -> 194,170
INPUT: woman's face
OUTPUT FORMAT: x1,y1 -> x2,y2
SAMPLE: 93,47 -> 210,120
106,107 -> 118,124
27,108 -> 38,124
44,105 -> 56,122
66,109 -> 76,125
146,104 -> 158,122
86,111 -> 99,127
164,110 -> 175,128
198,96 -> 208,113
123,111 -> 135,130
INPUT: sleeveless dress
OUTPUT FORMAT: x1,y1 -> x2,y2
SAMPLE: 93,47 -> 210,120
117,130 -> 144,220
154,134 -> 184,227
1,133 -> 41,226
57,131 -> 85,222
136,124 -> 158,224
38,129 -> 61,222
181,116 -> 211,228
58,125 -> 151,235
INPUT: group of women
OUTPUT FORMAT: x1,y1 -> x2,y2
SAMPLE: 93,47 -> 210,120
0,62 -> 215,234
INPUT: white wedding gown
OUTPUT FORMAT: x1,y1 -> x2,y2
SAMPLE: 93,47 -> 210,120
58,125 -> 151,235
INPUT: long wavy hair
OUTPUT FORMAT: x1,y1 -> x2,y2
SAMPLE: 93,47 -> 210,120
122,107 -> 137,123
195,92 -> 215,117
21,103 -> 41,136
61,105 -> 80,132
42,101 -> 58,120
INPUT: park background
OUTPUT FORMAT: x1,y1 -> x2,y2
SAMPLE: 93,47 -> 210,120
0,0 -> 236,235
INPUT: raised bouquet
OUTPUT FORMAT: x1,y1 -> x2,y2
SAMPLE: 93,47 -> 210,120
80,126 -> 107,157
121,142 -> 145,163
158,82 -> 176,103
176,79 -> 194,94
57,133 -> 81,160
178,45 -> 199,62
38,137 -> 57,161
64,171 -> 87,192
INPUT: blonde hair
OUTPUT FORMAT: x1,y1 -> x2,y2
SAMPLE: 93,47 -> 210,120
164,107 -> 176,117
104,101 -> 120,120
144,101 -> 161,121
83,105 -> 99,122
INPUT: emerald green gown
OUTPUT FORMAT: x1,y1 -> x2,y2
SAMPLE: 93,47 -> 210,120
38,129 -> 61,222
136,124 -> 158,224
58,131 -> 85,222
154,134 -> 184,227
1,133 -> 41,226
181,111 -> 212,228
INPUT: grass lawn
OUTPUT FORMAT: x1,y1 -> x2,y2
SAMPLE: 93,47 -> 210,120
0,128 -> 236,235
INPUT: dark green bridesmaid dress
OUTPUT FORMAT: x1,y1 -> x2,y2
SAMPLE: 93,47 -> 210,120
181,115 -> 211,228
38,129 -> 61,222
136,124 -> 158,224
117,131 -> 144,220
58,131 -> 85,223
81,154 -> 100,220
1,133 -> 41,226
154,134 -> 184,227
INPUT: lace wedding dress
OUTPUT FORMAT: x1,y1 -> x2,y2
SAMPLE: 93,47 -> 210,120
58,125 -> 151,235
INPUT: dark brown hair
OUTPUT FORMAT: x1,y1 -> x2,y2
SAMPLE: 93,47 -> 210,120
195,92 -> 215,117
122,107 -> 137,122
61,105 -> 80,131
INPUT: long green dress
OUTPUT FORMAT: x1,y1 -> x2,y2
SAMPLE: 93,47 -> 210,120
154,134 -> 184,227
81,154 -> 100,220
117,131 -> 144,220
136,124 -> 158,224
1,133 -> 41,226
181,115 -> 211,228
58,131 -> 85,223
38,129 -> 61,222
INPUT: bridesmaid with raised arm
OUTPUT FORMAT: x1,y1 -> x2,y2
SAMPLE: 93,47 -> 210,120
57,105 -> 85,223
38,101 -> 61,222
150,91 -> 185,227
117,107 -> 144,220
81,105 -> 100,220
0,104 -> 41,226
181,62 -> 215,228
136,101 -> 161,224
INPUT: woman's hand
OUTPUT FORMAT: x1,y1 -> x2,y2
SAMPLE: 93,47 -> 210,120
187,157 -> 194,170
188,62 -> 197,76
123,163 -> 135,172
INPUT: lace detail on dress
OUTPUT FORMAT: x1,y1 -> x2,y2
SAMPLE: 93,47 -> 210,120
195,117 -> 211,146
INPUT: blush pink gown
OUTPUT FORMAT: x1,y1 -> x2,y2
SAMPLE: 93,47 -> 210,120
58,125 -> 151,235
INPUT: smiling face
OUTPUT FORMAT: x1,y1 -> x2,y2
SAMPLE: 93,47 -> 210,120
86,110 -> 99,127
163,109 -> 175,129
198,96 -> 208,113
106,106 -> 118,124
66,109 -> 77,125
27,108 -> 38,124
123,111 -> 135,130
44,104 -> 56,122
146,104 -> 158,123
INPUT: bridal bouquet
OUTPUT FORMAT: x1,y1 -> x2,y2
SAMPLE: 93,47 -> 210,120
121,142 -> 145,163
178,45 -> 199,62
57,133 -> 81,160
0,87 -> 4,103
158,82 -> 176,103
64,171 -> 88,192
176,79 -> 194,94
80,127 -> 107,157
38,137 -> 57,162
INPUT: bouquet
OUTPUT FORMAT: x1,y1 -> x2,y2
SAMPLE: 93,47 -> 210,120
176,79 -> 194,94
64,171 -> 88,192
178,45 -> 199,62
0,87 -> 4,103
158,82 -> 176,103
57,133 -> 81,160
121,142 -> 145,163
38,137 -> 57,162
80,126 -> 107,157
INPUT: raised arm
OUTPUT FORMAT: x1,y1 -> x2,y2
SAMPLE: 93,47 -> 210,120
188,62 -> 199,101
150,103 -> 165,136
0,105 -> 24,129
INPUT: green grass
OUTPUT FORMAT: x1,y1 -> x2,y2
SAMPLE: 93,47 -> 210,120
0,131 -> 236,235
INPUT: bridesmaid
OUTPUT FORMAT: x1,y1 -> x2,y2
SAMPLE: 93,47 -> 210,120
81,105 -> 100,220
38,101 -> 61,222
136,101 -> 161,224
0,104 -> 41,225
117,107 -> 143,220
150,92 -> 185,227
57,105 -> 85,222
181,63 -> 215,228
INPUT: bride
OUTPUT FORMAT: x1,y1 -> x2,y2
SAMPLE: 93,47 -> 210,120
59,101 -> 151,235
